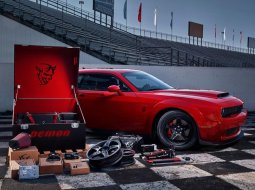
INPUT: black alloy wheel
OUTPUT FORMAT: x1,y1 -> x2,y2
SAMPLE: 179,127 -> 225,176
87,140 -> 123,168
157,110 -> 198,150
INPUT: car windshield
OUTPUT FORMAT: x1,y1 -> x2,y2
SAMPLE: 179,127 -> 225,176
122,71 -> 174,91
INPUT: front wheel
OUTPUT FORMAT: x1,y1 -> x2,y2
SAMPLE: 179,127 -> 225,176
156,110 -> 198,150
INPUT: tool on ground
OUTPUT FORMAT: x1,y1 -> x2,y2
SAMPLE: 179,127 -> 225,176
46,152 -> 61,162
64,152 -> 80,160
19,165 -> 39,179
9,132 -> 31,150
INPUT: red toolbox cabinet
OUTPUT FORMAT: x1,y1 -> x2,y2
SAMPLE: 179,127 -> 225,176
12,45 -> 86,151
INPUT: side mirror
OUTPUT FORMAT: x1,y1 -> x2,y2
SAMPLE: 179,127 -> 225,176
107,85 -> 123,96
108,85 -> 120,92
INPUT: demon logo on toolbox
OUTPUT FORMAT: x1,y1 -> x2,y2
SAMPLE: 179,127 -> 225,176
36,63 -> 56,85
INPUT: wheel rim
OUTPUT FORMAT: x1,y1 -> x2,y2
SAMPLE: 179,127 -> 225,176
165,117 -> 193,146
88,140 -> 121,160
87,140 -> 123,168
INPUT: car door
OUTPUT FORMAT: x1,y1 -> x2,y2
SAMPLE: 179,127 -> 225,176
77,73 -> 152,133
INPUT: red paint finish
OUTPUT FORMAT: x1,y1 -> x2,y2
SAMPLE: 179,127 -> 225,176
13,45 -> 86,151
14,45 -> 80,114
78,69 -> 247,145
30,130 -> 71,138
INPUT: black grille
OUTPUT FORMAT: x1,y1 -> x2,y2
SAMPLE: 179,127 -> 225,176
222,105 -> 243,118
226,127 -> 240,136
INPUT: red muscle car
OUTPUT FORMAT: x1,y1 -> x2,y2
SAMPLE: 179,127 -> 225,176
78,69 -> 247,150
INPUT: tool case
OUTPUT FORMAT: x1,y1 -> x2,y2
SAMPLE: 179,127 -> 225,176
12,45 -> 86,151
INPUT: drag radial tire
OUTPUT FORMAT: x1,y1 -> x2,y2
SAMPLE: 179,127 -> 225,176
157,110 -> 198,150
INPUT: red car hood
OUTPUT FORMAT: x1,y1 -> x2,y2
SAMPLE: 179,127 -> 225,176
154,89 -> 230,99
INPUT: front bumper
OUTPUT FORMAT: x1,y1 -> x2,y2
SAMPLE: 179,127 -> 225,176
199,130 -> 243,146
198,110 -> 247,144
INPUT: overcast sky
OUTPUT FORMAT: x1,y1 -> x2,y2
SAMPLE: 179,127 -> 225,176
67,0 -> 254,48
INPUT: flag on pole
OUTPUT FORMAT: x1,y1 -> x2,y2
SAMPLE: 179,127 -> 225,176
240,31 -> 243,44
123,0 -> 127,20
170,11 -> 173,30
232,29 -> 235,42
138,3 -> 142,23
154,8 -> 157,26
214,24 -> 216,38
223,27 -> 226,41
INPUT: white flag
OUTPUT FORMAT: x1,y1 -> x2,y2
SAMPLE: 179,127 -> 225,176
223,27 -> 226,41
154,9 -> 157,26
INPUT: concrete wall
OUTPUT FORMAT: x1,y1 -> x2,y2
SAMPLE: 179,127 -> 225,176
1,15 -> 255,111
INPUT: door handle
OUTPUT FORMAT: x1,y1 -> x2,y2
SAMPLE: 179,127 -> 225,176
79,94 -> 86,97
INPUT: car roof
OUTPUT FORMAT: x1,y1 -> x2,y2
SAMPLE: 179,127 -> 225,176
79,68 -> 140,74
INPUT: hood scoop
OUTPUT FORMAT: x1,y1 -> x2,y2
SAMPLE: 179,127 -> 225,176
156,89 -> 230,99
217,92 -> 230,98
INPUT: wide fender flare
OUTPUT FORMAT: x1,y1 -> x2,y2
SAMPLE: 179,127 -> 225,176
147,99 -> 207,135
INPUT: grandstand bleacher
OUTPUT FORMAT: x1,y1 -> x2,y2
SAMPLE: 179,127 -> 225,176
0,0 -> 255,67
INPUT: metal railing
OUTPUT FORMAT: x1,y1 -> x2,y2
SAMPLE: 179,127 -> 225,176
28,0 -> 252,55
114,22 -> 251,54
140,46 -> 217,66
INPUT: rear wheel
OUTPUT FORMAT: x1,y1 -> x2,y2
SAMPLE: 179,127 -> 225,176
156,110 -> 198,150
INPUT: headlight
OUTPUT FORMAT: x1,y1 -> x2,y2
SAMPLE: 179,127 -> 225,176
221,105 -> 243,118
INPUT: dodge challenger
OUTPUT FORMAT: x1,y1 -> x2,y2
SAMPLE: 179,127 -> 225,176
78,69 -> 247,150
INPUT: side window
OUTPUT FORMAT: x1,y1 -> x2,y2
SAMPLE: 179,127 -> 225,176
78,74 -> 97,90
78,74 -> 131,92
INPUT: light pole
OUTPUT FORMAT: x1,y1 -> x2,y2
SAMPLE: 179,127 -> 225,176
79,0 -> 84,18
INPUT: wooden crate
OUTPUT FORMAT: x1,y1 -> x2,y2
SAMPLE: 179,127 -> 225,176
39,157 -> 63,175
70,162 -> 90,176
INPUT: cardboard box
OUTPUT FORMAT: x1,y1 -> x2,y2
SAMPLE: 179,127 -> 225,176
39,150 -> 79,159
64,158 -> 81,170
85,144 -> 90,151
39,157 -> 63,175
38,151 -> 51,158
70,162 -> 90,176
77,150 -> 86,159
39,150 -> 66,159
10,159 -> 35,179
76,144 -> 90,159
9,146 -> 39,163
